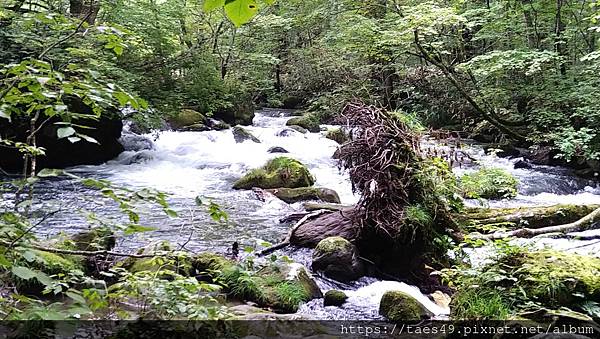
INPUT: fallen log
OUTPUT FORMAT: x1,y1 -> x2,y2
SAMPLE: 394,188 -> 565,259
469,206 -> 600,240
460,204 -> 599,229
258,209 -> 332,256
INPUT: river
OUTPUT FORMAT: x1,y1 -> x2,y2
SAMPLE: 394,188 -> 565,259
11,108 -> 600,320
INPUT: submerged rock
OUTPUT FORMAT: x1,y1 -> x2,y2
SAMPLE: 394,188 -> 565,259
119,132 -> 155,152
323,290 -> 348,306
312,236 -> 364,282
325,128 -> 348,144
233,157 -> 315,190
119,150 -> 154,165
513,159 -> 532,169
276,128 -> 300,137
232,126 -> 260,143
207,118 -> 231,130
267,146 -> 289,154
288,125 -> 308,134
266,187 -> 340,204
379,291 -> 432,321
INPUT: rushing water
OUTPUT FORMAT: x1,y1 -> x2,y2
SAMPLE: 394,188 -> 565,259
6,109 -> 600,319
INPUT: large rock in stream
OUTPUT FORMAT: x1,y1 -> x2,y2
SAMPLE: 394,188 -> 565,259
312,236 -> 364,282
0,99 -> 124,172
379,291 -> 433,321
233,157 -> 315,190
194,253 -> 322,313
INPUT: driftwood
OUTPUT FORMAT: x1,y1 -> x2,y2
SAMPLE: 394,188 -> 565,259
469,206 -> 600,240
257,209 -> 331,256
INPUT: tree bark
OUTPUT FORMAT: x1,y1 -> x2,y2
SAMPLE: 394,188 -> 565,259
69,0 -> 99,25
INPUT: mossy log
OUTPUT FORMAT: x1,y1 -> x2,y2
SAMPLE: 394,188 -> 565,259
470,206 -> 600,240
461,204 -> 600,229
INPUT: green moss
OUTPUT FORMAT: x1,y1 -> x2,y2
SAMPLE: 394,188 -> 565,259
324,290 -> 348,306
31,250 -> 84,274
286,114 -> 320,132
325,128 -> 348,144
446,247 -> 600,319
233,157 -> 315,189
519,250 -> 600,305
379,291 -> 428,321
460,167 -> 518,199
170,109 -> 205,129
314,236 -> 350,254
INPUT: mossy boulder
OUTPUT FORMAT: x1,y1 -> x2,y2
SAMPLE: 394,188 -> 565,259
312,236 -> 364,282
324,290 -> 348,306
379,291 -> 431,322
286,115 -> 320,132
194,253 -> 322,313
207,118 -> 231,130
232,126 -> 260,143
13,250 -> 85,296
233,157 -> 315,190
325,128 -> 348,144
71,227 -> 116,251
267,146 -> 289,154
266,187 -> 340,204
169,109 -> 206,130
459,167 -> 518,199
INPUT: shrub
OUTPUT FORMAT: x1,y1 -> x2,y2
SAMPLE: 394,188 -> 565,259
460,167 -> 518,199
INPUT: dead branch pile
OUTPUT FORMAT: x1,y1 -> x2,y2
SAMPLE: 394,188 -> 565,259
336,102 -> 454,242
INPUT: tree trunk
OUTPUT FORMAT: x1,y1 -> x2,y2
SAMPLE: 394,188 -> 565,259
69,0 -> 100,25
555,0 -> 567,76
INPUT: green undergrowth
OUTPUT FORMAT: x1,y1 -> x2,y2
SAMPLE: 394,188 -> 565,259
460,167 -> 518,200
443,244 -> 600,320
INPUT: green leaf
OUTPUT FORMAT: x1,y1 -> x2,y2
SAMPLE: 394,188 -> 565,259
203,0 -> 225,12
77,134 -> 99,144
12,266 -> 37,280
224,0 -> 258,27
66,290 -> 87,304
165,209 -> 178,217
22,251 -> 37,262
68,136 -> 82,143
0,254 -> 11,267
37,168 -> 64,177
57,126 -> 76,139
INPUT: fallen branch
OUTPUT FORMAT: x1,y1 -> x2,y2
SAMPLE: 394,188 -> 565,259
469,207 -> 600,240
258,209 -> 331,257
0,240 -> 168,258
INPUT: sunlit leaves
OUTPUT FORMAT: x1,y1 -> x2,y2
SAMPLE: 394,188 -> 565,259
224,0 -> 258,27
203,0 -> 225,12
57,127 -> 76,139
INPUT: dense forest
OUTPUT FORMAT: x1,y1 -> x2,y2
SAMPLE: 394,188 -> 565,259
1,0 -> 600,336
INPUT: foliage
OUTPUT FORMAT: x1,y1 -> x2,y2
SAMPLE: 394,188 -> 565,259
443,244 -> 600,319
459,167 -> 518,200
